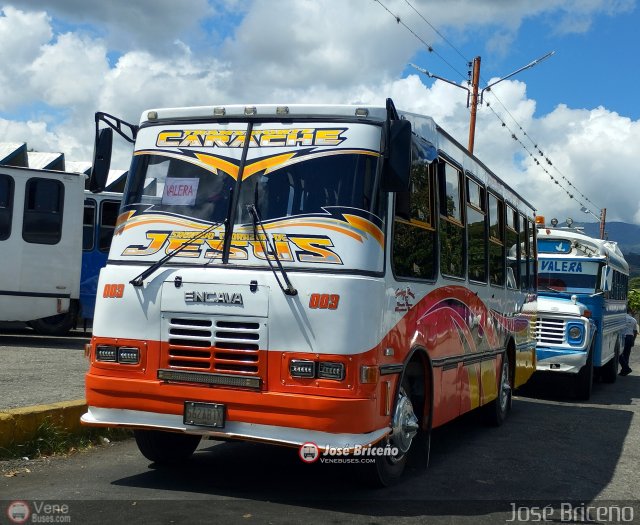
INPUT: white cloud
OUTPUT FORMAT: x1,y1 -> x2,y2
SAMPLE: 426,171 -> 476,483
0,1 -> 638,226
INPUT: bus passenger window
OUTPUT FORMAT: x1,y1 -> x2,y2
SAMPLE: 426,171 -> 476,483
99,200 -> 120,252
467,177 -> 487,283
83,199 -> 96,251
22,178 -> 64,245
0,174 -> 14,241
506,206 -> 520,289
488,193 -> 505,286
392,151 -> 436,280
439,162 -> 464,279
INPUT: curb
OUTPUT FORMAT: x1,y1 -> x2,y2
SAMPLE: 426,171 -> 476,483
0,400 -> 87,450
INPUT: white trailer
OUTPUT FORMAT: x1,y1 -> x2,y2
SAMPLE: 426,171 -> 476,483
0,165 -> 84,324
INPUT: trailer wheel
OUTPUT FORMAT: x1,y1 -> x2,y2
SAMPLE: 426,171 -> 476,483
28,301 -> 78,336
134,429 -> 201,465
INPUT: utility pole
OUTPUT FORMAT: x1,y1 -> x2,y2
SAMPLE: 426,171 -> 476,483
411,51 -> 553,155
599,208 -> 607,239
467,56 -> 481,154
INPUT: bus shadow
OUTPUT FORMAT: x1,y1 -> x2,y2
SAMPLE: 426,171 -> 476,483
112,395 -> 634,519
519,369 -> 640,407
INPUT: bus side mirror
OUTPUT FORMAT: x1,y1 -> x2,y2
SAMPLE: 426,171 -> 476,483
381,120 -> 411,193
89,127 -> 113,194
600,265 -> 612,292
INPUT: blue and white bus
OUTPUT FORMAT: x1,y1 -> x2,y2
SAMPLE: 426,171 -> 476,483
535,217 -> 629,399
27,191 -> 122,334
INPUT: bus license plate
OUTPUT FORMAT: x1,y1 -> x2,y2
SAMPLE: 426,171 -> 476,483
184,402 -> 225,428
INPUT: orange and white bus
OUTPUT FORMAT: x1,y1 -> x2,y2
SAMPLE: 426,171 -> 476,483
82,100 -> 537,485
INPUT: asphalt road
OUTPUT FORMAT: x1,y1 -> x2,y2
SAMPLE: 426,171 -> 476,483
1,330 -> 639,524
0,325 -> 89,409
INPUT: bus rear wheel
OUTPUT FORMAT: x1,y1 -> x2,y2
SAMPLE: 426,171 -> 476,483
484,353 -> 512,426
134,429 -> 201,465
600,341 -> 619,384
28,301 -> 78,336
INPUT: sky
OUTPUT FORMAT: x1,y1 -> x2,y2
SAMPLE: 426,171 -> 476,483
0,0 -> 638,226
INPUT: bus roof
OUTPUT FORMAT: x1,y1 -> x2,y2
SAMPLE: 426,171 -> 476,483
538,227 -> 629,274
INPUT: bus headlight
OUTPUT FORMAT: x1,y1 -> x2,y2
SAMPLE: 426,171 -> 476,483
567,323 -> 585,346
318,362 -> 345,381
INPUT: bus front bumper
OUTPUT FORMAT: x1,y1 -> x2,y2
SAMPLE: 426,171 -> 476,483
535,347 -> 588,374
81,406 -> 390,450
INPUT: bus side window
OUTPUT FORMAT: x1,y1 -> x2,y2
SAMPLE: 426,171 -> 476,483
439,161 -> 465,279
466,176 -> 487,283
0,174 -> 14,241
505,205 -> 520,289
22,177 -> 64,245
83,199 -> 96,251
488,192 -> 505,286
99,200 -> 120,252
521,214 -> 531,291
392,145 -> 436,281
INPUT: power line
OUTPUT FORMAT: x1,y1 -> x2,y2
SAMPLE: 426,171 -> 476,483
373,0 -> 468,82
376,0 -> 602,215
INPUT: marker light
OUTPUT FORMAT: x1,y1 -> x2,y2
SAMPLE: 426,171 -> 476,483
146,111 -> 158,121
535,216 -> 545,226
213,107 -> 226,116
360,365 -> 379,384
276,106 -> 289,115
355,108 -> 369,117
244,106 -> 257,116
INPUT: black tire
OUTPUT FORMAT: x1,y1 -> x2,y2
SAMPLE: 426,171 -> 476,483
134,429 -> 201,465
365,381 -> 420,487
575,344 -> 594,400
484,353 -> 512,426
600,341 -> 619,384
28,301 -> 78,336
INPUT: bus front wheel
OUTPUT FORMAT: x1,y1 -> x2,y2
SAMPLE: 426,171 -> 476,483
367,381 -> 420,487
575,344 -> 594,400
134,429 -> 201,465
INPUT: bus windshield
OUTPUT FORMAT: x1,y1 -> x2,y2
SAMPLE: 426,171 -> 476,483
537,257 -> 601,293
115,122 -> 385,272
124,151 -> 382,225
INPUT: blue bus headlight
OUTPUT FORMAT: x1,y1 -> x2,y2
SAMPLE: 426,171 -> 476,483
567,323 -> 585,346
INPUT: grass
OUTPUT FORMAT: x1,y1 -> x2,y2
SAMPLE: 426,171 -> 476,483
0,418 -> 132,460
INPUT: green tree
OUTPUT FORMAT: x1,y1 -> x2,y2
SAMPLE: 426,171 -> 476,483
629,276 -> 640,290
628,289 -> 640,314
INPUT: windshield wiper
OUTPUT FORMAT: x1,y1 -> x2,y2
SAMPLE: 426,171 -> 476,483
538,285 -> 562,293
247,203 -> 297,296
130,219 -> 225,287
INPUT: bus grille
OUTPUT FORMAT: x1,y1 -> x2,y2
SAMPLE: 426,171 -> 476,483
165,316 -> 265,377
535,317 -> 566,345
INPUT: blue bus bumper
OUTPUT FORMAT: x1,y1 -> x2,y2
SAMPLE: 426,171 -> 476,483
536,347 -> 588,374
